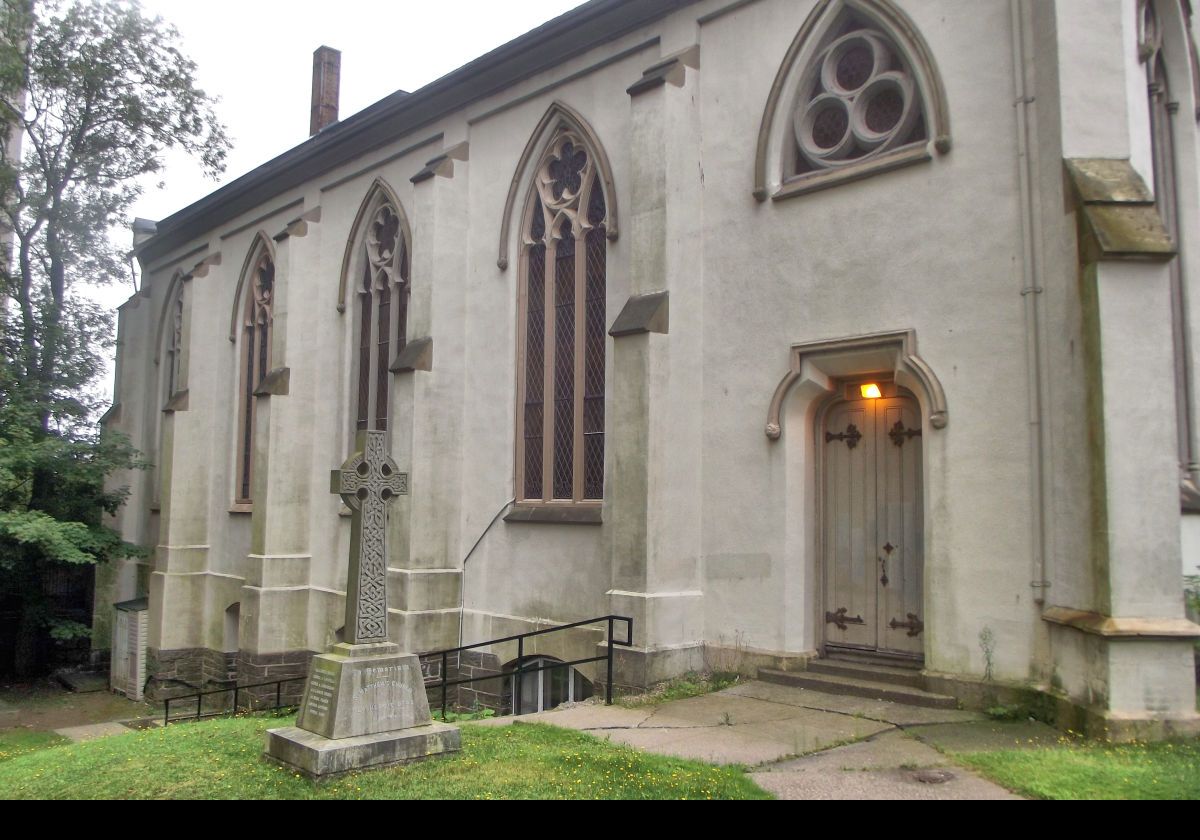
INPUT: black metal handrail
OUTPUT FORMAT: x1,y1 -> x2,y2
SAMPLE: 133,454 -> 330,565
162,676 -> 306,725
158,615 -> 634,726
425,614 -> 634,720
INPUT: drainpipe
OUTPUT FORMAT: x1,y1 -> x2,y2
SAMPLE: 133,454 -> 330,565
1010,0 -> 1052,606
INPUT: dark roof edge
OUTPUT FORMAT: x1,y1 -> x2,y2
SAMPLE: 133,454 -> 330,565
140,0 -> 696,265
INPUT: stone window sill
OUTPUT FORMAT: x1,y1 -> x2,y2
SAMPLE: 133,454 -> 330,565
504,504 -> 602,525
228,502 -> 253,515
773,144 -> 931,202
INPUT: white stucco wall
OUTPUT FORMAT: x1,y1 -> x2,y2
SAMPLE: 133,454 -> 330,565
100,0 -> 1197,715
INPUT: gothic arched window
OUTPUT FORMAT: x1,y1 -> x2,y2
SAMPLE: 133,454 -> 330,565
151,277 -> 185,508
235,241 -> 274,504
1141,0 -> 1199,494
353,197 -> 409,433
165,292 -> 184,402
754,0 -> 950,200
517,132 -> 608,504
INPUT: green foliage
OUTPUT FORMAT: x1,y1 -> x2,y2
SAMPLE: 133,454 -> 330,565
978,626 -> 996,682
985,704 -> 1030,722
961,738 -> 1200,800
0,717 -> 772,800
617,671 -> 742,708
431,707 -> 496,723
0,0 -> 226,675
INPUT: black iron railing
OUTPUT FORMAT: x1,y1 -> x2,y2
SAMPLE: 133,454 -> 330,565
159,615 -> 634,726
425,614 -> 634,720
162,677 -> 306,725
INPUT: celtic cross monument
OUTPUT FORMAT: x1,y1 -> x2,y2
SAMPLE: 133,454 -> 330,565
265,431 -> 460,778
332,430 -> 407,644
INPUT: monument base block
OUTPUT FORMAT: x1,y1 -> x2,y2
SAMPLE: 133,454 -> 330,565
265,722 -> 461,780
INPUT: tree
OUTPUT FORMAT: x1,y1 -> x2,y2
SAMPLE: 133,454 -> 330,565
0,0 -> 230,675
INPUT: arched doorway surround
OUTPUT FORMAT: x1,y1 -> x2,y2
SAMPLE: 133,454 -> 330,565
766,330 -> 946,659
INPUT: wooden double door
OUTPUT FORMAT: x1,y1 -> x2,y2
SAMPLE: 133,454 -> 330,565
822,390 -> 924,658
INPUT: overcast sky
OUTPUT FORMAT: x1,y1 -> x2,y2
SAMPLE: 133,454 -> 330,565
131,0 -> 585,225
84,0 -> 584,399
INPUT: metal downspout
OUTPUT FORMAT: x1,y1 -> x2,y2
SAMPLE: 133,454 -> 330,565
1010,0 -> 1052,607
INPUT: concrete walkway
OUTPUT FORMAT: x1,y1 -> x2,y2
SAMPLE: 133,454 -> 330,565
53,721 -> 136,742
475,680 -> 1060,800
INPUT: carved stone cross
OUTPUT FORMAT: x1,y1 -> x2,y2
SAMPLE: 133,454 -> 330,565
330,430 -> 408,645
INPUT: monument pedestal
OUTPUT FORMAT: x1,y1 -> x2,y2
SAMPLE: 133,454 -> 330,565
264,641 -> 460,779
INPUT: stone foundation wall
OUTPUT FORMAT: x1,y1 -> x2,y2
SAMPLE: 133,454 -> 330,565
146,647 -> 216,700
416,650 -> 509,715
419,650 -> 460,715
147,647 -> 311,707
236,650 -> 314,708
456,650 -> 507,714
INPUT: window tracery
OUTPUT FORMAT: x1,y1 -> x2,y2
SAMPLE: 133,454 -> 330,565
789,13 -> 926,177
1140,0 -> 1199,492
754,0 -> 950,201
166,293 -> 183,400
236,244 -> 274,503
354,198 -> 409,434
518,132 -> 608,504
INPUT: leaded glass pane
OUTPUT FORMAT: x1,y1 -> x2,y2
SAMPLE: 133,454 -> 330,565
356,264 -> 372,432
375,284 -> 391,432
240,325 -> 255,500
524,243 -> 546,500
552,227 -> 575,499
583,226 -> 606,500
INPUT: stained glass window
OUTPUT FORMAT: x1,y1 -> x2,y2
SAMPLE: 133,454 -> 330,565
1141,0 -> 1198,486
236,246 -> 274,503
354,200 -> 409,435
517,133 -> 608,503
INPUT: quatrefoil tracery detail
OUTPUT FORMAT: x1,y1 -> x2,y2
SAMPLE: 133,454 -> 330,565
529,132 -> 604,244
249,254 -> 274,326
365,204 -> 403,291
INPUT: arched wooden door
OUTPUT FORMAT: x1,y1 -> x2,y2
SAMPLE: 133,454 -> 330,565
822,389 -> 924,658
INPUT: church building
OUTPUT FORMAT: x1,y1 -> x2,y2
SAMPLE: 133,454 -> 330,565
96,0 -> 1200,738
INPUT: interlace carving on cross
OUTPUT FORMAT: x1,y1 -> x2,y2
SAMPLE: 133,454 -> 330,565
330,430 -> 408,645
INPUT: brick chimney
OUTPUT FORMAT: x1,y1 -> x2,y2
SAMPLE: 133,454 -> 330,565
310,46 -> 341,136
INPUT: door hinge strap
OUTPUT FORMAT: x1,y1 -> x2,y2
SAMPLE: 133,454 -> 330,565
826,423 -> 863,450
888,420 -> 922,447
889,613 -> 924,637
826,607 -> 865,630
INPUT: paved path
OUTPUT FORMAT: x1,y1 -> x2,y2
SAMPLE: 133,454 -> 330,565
53,721 -> 135,742
475,680 -> 1059,800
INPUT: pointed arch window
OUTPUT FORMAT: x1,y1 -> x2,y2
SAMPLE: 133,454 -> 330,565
1141,0 -> 1199,495
517,133 -> 608,504
754,0 -> 950,200
353,198 -> 409,433
235,244 -> 274,504
165,293 -> 184,402
151,279 -> 185,509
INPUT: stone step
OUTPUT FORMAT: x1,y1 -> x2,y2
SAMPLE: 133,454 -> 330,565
758,668 -> 959,710
806,658 -> 925,689
824,650 -> 923,670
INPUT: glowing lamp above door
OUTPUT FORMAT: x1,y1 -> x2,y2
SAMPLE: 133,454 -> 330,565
860,383 -> 883,399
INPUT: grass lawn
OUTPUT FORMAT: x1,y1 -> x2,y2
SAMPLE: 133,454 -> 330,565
960,739 -> 1200,800
0,729 -> 69,763
0,715 -> 771,800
